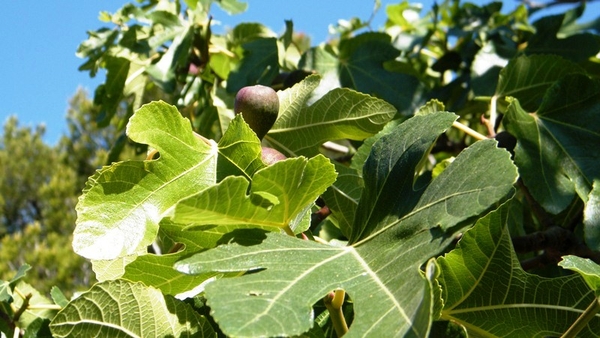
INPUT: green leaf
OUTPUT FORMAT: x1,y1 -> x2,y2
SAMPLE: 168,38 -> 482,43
504,74 -> 600,214
338,32 -> 421,113
526,8 -> 600,62
121,253 -> 219,297
585,180 -> 600,250
265,75 -> 397,157
321,163 -> 363,237
217,114 -> 265,181
146,24 -> 193,93
73,101 -> 218,260
226,37 -> 279,93
213,0 -> 248,15
350,112 -> 517,243
560,255 -> 600,296
95,56 -> 129,127
49,279 -> 215,337
437,201 -> 600,337
50,287 -> 69,308
175,111 -> 518,337
495,55 -> 586,111
176,230 -> 445,338
172,155 -> 337,232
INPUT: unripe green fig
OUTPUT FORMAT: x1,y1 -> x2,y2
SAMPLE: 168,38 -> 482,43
261,146 -> 287,165
234,85 -> 279,140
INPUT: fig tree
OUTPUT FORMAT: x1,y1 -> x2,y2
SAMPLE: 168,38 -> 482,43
234,85 -> 279,140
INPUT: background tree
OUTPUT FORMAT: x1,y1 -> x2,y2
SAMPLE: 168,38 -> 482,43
0,88 -> 138,297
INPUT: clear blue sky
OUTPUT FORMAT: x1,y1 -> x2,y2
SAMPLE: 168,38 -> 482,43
1,0 -> 596,145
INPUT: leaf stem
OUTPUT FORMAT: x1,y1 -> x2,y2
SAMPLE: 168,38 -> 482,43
283,225 -> 295,237
324,289 -> 349,336
452,121 -> 487,141
561,297 -> 600,338
26,304 -> 62,310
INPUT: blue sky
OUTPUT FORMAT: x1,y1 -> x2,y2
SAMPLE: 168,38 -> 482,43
1,1 -> 597,145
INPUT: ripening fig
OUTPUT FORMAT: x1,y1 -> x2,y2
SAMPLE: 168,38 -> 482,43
261,146 -> 287,165
234,85 -> 279,140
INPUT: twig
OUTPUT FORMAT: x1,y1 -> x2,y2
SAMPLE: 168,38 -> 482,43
451,121 -> 487,141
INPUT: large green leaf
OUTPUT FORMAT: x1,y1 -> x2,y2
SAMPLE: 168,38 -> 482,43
350,112 -> 517,243
504,74 -> 600,214
175,112 -> 518,337
338,32 -> 421,113
177,230 -> 443,338
73,101 -> 218,260
172,155 -> 336,233
437,201 -> 600,337
495,55 -> 585,111
49,279 -> 216,337
265,75 -> 397,157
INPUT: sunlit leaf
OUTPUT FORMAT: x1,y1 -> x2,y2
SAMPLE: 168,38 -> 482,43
173,155 -> 336,233
437,201 -> 600,337
560,255 -> 600,296
73,101 -> 218,260
49,280 -> 215,337
265,75 -> 396,157
217,114 -> 265,181
584,181 -> 600,250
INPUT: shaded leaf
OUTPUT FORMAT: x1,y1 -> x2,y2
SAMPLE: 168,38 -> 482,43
321,163 -> 363,237
437,201 -> 600,337
73,101 -> 218,260
504,74 -> 600,214
49,279 -> 215,337
351,112 -> 517,243
338,32 -> 421,113
95,56 -> 129,127
146,24 -> 193,93
495,54 -> 586,111
226,38 -> 279,93
526,8 -> 600,62
266,75 -> 396,157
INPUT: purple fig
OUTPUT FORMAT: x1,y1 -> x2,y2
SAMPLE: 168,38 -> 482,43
234,85 -> 279,140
